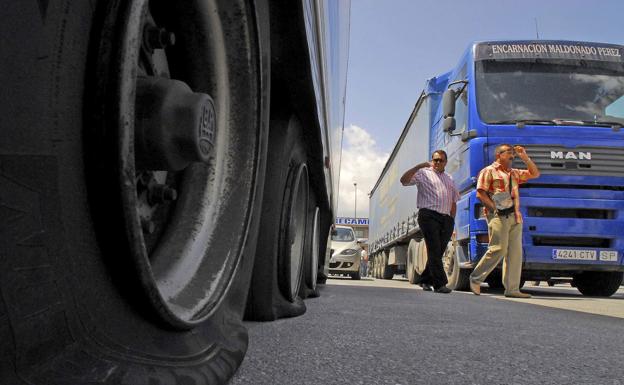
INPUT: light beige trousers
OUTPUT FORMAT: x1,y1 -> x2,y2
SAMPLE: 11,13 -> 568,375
470,213 -> 523,294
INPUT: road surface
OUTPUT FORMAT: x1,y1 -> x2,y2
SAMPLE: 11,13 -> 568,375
231,277 -> 624,385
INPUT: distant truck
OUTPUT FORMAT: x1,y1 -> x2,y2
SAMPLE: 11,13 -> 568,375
368,40 -> 624,296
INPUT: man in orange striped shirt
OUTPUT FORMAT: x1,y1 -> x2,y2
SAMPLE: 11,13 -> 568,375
469,144 -> 540,298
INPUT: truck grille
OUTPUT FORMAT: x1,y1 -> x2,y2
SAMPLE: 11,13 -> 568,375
532,236 -> 611,248
527,207 -> 614,219
511,145 -> 624,177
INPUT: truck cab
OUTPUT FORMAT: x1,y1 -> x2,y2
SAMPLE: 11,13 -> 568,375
438,41 -> 624,295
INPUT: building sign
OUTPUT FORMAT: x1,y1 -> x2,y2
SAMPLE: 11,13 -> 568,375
336,217 -> 369,225
475,41 -> 624,62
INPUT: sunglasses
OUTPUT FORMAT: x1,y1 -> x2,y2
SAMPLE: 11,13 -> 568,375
432,158 -> 446,163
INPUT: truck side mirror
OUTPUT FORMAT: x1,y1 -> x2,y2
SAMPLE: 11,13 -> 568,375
442,88 -> 456,118
443,117 -> 456,132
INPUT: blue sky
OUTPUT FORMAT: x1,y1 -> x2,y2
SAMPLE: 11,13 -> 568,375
337,0 -> 624,218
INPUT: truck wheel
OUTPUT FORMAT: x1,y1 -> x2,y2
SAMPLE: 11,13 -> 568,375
372,254 -> 378,278
351,271 -> 361,280
300,205 -> 321,298
443,241 -> 470,291
245,114 -> 310,321
407,239 -> 427,284
382,251 -> 395,280
0,0 -> 269,383
407,240 -> 417,284
574,272 -> 623,297
486,272 -> 504,289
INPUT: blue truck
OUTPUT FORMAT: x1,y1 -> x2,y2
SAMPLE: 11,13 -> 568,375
368,40 -> 624,296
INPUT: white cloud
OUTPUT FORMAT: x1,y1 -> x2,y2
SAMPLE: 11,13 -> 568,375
336,124 -> 389,219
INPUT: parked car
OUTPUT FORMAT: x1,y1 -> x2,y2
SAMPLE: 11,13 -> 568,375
329,226 -> 362,279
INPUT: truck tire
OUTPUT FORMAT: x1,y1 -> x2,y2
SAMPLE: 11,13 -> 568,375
245,114 -> 310,321
0,1 -> 270,383
300,205 -> 321,298
486,272 -> 504,289
351,271 -> 361,280
407,240 -> 417,284
382,251 -> 395,280
574,272 -> 623,297
372,254 -> 378,278
407,239 -> 428,284
443,241 -> 470,291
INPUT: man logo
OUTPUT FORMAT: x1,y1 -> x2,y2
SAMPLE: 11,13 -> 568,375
550,151 -> 591,160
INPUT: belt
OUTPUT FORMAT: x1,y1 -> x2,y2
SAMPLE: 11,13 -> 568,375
496,206 -> 515,217
419,208 -> 452,218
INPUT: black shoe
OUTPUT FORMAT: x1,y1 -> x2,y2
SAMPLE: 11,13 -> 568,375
434,286 -> 452,294
420,283 -> 433,291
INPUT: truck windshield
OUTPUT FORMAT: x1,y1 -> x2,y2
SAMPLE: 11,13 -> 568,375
332,228 -> 355,242
476,60 -> 624,125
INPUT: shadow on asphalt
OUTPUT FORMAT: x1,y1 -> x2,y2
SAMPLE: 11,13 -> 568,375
325,276 -> 624,300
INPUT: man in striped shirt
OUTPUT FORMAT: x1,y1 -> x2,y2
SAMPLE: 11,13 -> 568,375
400,150 -> 460,293
469,144 -> 540,298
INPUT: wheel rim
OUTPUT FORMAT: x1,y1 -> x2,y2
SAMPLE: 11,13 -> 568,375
443,242 -> 456,281
279,164 -> 309,302
88,0 -> 264,329
415,241 -> 427,275
306,207 -> 320,291
407,245 -> 414,282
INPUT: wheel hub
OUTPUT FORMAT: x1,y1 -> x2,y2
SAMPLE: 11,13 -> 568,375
135,76 -> 216,171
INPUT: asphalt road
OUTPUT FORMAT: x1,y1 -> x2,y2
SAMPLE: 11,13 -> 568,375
230,277 -> 624,385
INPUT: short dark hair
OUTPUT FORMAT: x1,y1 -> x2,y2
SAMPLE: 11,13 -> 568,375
495,143 -> 513,155
432,150 -> 447,161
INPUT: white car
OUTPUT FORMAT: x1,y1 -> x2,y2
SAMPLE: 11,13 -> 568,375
329,226 -> 362,279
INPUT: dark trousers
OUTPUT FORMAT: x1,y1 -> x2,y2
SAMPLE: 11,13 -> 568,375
417,208 -> 455,289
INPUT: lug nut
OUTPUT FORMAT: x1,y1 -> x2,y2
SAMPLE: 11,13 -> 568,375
148,184 -> 178,205
144,26 -> 176,51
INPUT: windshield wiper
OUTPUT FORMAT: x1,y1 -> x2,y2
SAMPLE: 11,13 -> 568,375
488,118 -> 624,129
487,119 -> 558,127
576,119 -> 623,128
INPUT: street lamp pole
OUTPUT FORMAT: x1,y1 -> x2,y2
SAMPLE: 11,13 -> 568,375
353,182 -> 357,221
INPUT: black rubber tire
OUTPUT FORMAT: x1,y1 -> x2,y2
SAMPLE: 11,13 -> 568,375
300,202 -> 321,298
382,252 -> 395,280
444,242 -> 470,291
408,239 -> 428,284
407,240 -> 418,284
378,253 -> 383,278
574,272 -> 623,297
245,114 -> 310,321
486,273 -> 505,289
351,271 -> 361,280
373,254 -> 378,278
0,1 -> 269,384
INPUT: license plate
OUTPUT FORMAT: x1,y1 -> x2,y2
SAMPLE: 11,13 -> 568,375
552,249 -> 596,260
